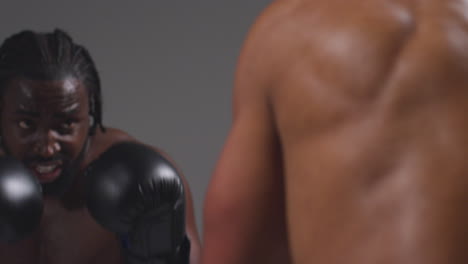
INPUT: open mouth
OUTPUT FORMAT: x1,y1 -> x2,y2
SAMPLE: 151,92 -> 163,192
29,161 -> 63,183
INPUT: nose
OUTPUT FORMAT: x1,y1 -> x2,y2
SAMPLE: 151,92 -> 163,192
33,129 -> 61,158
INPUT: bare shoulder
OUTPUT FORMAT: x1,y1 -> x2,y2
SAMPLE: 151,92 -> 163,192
236,0 -> 415,95
89,127 -> 179,170
242,0 -> 417,129
231,0 -> 302,114
243,0 -> 416,61
90,127 -> 135,153
235,0 -> 298,79
85,127 -> 142,165
95,127 -> 136,142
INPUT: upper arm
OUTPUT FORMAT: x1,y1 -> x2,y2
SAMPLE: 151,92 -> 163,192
201,4 -> 291,264
202,112 -> 288,264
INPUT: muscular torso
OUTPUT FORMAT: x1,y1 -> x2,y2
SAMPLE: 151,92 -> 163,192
267,0 -> 468,263
0,199 -> 123,264
0,128 -> 131,264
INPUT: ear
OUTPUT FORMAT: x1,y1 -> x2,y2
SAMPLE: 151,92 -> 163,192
0,103 -> 4,154
0,102 -> 3,135
89,115 -> 94,126
88,114 -> 96,136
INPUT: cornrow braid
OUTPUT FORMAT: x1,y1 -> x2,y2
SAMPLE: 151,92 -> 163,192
0,28 -> 105,134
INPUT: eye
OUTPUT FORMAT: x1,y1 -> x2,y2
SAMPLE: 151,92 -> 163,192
59,119 -> 77,131
18,120 -> 34,130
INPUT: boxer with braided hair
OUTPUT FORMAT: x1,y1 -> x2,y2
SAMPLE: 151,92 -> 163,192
0,29 -> 200,264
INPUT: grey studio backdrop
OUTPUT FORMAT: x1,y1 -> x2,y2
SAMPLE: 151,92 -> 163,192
0,0 -> 271,237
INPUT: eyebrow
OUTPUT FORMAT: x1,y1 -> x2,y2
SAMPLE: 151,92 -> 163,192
54,103 -> 81,118
14,103 -> 81,118
61,103 -> 80,113
15,109 -> 40,117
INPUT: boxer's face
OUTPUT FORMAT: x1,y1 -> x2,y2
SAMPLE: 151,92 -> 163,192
0,77 -> 91,196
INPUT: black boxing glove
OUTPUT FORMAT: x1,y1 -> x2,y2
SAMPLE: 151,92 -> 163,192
85,142 -> 190,264
0,157 -> 43,243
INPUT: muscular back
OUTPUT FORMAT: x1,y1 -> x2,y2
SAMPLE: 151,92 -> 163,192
203,0 -> 468,264
271,0 -> 468,263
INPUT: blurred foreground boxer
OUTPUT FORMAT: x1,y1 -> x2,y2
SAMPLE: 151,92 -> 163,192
202,0 -> 468,263
0,29 -> 201,264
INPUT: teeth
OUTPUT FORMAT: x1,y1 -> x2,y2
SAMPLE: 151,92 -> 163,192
36,165 -> 57,173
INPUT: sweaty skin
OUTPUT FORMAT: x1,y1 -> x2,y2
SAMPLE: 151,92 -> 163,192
0,79 -> 201,264
202,0 -> 468,263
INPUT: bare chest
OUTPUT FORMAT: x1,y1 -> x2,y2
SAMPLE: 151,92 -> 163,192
0,199 -> 123,264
